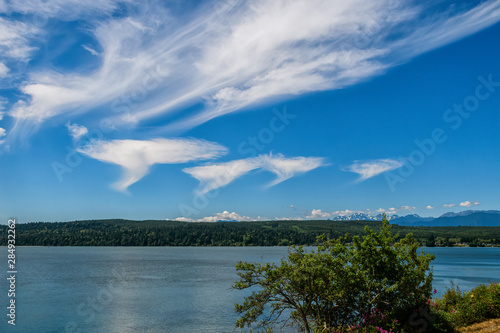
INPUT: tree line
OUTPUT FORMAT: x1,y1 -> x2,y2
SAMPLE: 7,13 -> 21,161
1,219 -> 499,247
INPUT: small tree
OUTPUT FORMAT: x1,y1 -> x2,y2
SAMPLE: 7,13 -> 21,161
233,217 -> 435,332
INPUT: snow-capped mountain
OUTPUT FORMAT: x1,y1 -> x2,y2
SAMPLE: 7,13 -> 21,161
324,210 -> 499,226
330,213 -> 396,221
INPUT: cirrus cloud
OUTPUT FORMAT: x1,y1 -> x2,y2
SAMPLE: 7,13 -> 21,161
0,62 -> 8,78
2,0 -> 499,141
77,138 -> 227,192
183,153 -> 326,194
66,122 -> 88,141
343,158 -> 403,182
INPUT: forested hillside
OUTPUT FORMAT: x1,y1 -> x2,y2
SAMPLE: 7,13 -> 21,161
1,219 -> 499,246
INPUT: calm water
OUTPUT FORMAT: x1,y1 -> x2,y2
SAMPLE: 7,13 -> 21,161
0,247 -> 498,332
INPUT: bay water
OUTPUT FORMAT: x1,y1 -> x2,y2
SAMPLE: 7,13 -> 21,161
1,247 -> 498,332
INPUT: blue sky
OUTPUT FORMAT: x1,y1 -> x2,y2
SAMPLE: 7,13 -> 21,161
0,0 -> 499,222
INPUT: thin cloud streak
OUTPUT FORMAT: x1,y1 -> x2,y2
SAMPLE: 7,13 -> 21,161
343,158 -> 403,182
0,17 -> 40,61
183,158 -> 263,194
2,0 -> 499,141
66,122 -> 88,141
183,154 -> 326,194
77,138 -> 228,192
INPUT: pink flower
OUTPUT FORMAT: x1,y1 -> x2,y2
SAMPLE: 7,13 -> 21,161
434,289 -> 437,294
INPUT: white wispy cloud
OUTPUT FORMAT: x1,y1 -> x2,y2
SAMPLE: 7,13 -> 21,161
306,208 -> 363,219
0,17 -> 40,61
275,216 -> 304,221
0,96 -> 5,145
399,205 -> 416,211
0,127 -> 6,146
1,0 -> 120,19
173,210 -> 262,222
306,209 -> 332,219
459,200 -> 480,207
3,0 -> 499,141
183,154 -> 326,194
393,0 -> 500,59
0,96 -> 6,120
260,154 -> 326,187
77,138 -> 227,192
441,201 -> 480,208
173,210 -> 308,222
426,205 -> 435,210
182,158 -> 262,194
66,122 -> 88,142
82,45 -> 99,56
343,158 -> 403,182
0,62 -> 8,78
373,207 -> 398,215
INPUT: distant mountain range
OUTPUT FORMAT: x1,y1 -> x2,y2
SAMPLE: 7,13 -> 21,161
329,210 -> 500,227
330,213 -> 380,221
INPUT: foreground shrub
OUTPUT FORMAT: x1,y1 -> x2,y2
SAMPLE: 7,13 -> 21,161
233,216 -> 435,332
433,282 -> 500,328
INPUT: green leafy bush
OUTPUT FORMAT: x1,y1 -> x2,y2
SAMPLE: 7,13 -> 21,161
433,282 -> 500,328
233,217 -> 436,332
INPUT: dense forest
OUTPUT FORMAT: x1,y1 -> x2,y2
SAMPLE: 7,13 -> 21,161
1,219 -> 499,246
